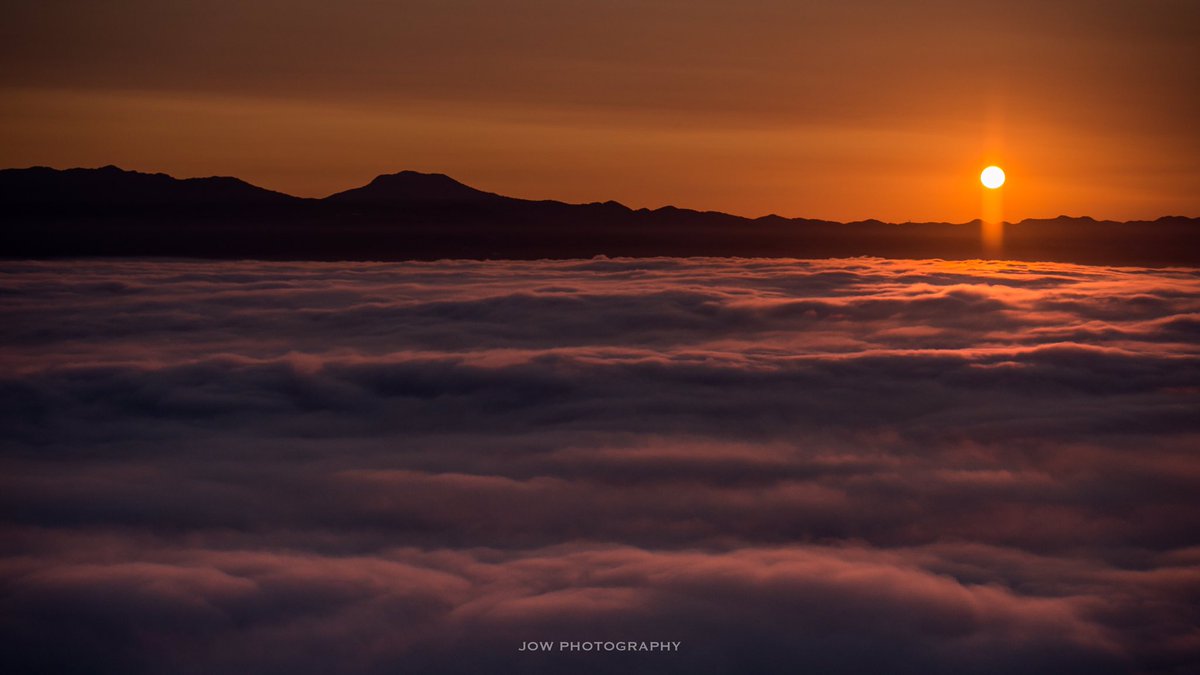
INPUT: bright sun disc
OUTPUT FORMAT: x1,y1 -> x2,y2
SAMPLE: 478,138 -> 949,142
981,165 -> 1005,189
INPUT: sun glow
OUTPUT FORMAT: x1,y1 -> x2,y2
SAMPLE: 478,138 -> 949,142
981,165 -> 1006,189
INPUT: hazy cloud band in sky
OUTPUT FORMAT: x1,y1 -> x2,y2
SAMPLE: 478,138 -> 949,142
1,257 -> 1199,673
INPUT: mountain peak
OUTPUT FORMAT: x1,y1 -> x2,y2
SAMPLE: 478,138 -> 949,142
327,170 -> 500,203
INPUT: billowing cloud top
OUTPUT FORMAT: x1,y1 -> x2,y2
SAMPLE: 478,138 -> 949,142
1,257 -> 1198,674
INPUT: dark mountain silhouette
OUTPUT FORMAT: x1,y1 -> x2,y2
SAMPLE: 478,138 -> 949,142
325,170 -> 501,205
1,165 -> 301,212
1,165 -> 1197,265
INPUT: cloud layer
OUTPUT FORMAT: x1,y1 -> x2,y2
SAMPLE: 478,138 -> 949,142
2,257 -> 1198,673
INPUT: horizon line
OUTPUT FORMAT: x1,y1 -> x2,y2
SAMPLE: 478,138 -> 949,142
6,163 -> 1198,225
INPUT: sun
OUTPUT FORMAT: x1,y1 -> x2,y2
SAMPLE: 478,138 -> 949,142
980,165 -> 1005,189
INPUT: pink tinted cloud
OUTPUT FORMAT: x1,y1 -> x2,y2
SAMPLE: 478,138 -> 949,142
1,257 -> 1197,673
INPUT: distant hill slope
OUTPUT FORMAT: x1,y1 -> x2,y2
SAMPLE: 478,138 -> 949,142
1,165 -> 303,212
1,165 -> 1196,265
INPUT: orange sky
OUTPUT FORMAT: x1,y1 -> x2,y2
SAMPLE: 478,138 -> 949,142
1,0 -> 1197,222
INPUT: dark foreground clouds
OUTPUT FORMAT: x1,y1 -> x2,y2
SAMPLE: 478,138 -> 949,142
1,257 -> 1198,674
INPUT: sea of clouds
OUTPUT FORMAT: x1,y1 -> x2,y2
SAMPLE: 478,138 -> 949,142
1,257 -> 1198,674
